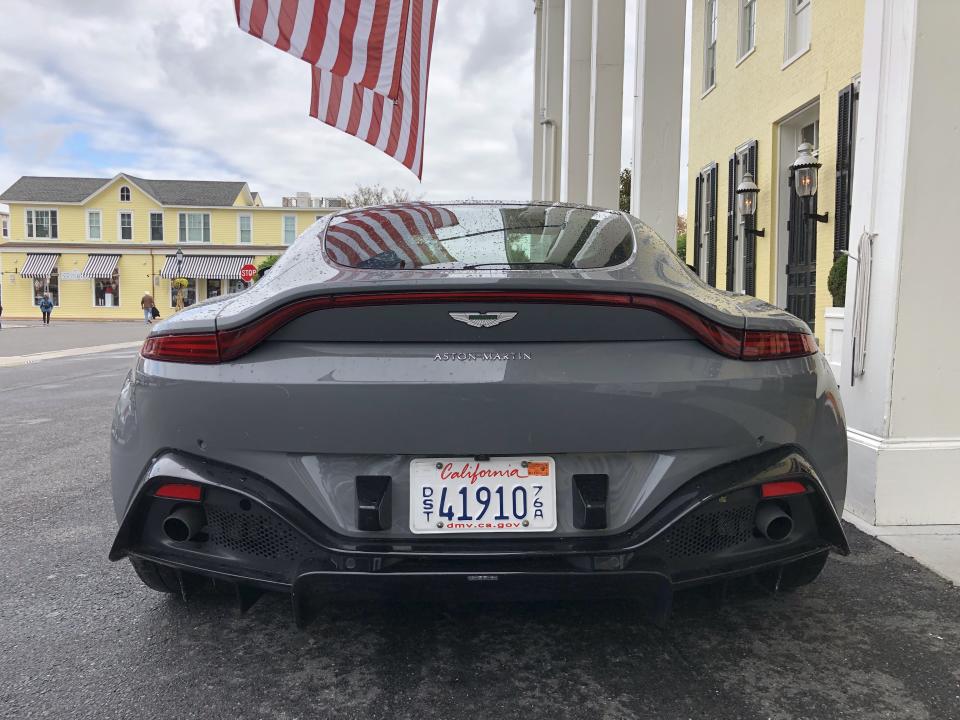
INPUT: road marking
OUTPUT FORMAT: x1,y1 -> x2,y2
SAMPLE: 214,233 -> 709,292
0,341 -> 143,368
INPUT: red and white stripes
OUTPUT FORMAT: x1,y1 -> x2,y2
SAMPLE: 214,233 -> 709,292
324,203 -> 457,267
235,0 -> 438,177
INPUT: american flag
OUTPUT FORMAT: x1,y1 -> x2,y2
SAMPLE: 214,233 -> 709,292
235,0 -> 439,177
324,202 -> 457,267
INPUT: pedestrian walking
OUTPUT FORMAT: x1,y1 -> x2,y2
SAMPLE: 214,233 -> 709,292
39,293 -> 53,326
141,292 -> 156,324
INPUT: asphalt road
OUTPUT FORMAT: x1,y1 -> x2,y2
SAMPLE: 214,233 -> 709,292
1,350 -> 959,720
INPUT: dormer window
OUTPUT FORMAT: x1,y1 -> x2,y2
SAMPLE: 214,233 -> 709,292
120,186 -> 131,202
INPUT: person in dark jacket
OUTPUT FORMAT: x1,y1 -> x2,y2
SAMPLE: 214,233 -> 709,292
39,293 -> 53,326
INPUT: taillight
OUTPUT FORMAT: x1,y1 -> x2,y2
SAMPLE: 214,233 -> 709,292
154,482 -> 203,501
760,480 -> 807,498
141,334 -> 220,363
140,291 -> 817,364
742,330 -> 818,360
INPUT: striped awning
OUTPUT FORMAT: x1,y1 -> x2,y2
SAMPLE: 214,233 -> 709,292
79,254 -> 121,279
19,253 -> 60,279
160,255 -> 255,280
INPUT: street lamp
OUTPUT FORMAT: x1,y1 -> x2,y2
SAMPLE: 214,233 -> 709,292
175,247 -> 184,276
791,142 -> 829,223
735,172 -> 765,237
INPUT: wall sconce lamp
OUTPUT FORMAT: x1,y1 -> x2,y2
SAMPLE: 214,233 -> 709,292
736,172 -> 766,237
792,142 -> 830,224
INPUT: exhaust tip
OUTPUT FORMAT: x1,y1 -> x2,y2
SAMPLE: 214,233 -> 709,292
162,505 -> 204,543
756,502 -> 793,542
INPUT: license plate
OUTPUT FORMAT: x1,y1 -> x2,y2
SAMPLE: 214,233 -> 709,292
409,456 -> 557,534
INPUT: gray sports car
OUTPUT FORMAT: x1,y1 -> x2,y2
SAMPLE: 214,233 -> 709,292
110,202 -> 848,622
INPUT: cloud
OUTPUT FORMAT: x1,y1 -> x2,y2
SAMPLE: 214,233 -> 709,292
0,0 -> 535,206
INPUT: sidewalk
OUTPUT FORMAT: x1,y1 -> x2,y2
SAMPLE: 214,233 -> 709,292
844,511 -> 960,586
0,320 -> 151,357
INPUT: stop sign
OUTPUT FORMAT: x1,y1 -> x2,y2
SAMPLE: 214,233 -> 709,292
239,263 -> 257,283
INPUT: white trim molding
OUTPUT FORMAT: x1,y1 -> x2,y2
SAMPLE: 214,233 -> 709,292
846,428 -> 960,526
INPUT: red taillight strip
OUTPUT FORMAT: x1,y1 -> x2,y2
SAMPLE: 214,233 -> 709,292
760,480 -> 808,498
140,291 -> 817,364
154,482 -> 203,501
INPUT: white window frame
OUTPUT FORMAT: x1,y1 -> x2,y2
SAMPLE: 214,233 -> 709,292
120,185 -> 131,202
737,0 -> 757,63
702,0 -> 718,95
2,217 -> 8,238
178,212 -> 212,244
25,208 -> 59,239
237,213 -> 253,244
118,210 -> 134,241
86,209 -> 102,241
698,165 -> 714,281
149,211 -> 165,242
783,0 -> 811,67
282,215 -> 297,245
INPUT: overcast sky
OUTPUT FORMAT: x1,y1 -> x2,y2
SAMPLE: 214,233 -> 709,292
0,0 -> 689,214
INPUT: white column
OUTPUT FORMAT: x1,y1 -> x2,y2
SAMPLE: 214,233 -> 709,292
531,1 -> 545,200
841,0 -> 960,525
630,0 -> 685,247
560,0 -> 592,204
586,0 -> 625,209
536,0 -> 565,201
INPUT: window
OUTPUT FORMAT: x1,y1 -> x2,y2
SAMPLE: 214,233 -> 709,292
120,186 -> 131,202
94,268 -> 121,307
119,211 -> 133,241
283,215 -> 297,245
738,0 -> 757,60
205,278 -> 222,298
227,279 -> 247,294
178,212 -> 211,243
87,210 -> 102,241
703,0 -> 718,92
238,214 -> 252,244
150,212 -> 164,242
33,266 -> 59,307
693,165 -> 718,285
26,209 -> 58,239
171,278 -> 197,308
784,0 -> 811,63
834,82 -> 859,255
2,217 -> 8,237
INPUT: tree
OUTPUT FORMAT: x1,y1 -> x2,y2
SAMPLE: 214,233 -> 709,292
619,168 -> 631,212
256,255 -> 280,281
343,184 -> 414,207
675,215 -> 687,259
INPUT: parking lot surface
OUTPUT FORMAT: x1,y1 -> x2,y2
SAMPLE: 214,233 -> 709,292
1,350 -> 958,720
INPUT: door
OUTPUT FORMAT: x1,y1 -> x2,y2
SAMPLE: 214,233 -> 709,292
785,122 -> 818,331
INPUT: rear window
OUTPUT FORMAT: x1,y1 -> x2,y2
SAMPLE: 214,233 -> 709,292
322,203 -> 634,270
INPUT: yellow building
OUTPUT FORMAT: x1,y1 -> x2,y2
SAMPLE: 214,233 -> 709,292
0,174 -> 335,320
686,0 -> 864,337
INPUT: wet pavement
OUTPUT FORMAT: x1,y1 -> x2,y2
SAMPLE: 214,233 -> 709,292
1,351 -> 959,720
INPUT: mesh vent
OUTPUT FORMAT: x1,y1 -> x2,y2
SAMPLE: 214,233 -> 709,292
663,505 -> 755,559
205,505 -> 311,561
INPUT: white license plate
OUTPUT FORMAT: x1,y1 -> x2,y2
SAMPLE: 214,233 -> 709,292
409,456 -> 557,534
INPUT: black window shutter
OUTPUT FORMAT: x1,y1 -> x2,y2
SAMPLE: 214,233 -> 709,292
834,83 -> 858,255
725,154 -> 737,291
693,173 -> 703,275
744,140 -> 758,295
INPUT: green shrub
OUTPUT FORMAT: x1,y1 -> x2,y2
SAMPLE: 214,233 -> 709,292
256,255 -> 280,280
828,254 -> 848,307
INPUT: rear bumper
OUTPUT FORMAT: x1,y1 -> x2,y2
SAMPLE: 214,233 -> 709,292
111,447 -> 847,611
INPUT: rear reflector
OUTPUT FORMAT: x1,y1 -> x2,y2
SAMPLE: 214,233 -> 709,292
140,291 -> 817,364
761,480 -> 807,498
154,483 -> 203,501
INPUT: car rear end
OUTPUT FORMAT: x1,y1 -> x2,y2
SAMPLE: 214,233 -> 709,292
109,204 -> 848,620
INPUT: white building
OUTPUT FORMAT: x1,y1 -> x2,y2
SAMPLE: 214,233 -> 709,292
531,0 -> 960,529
